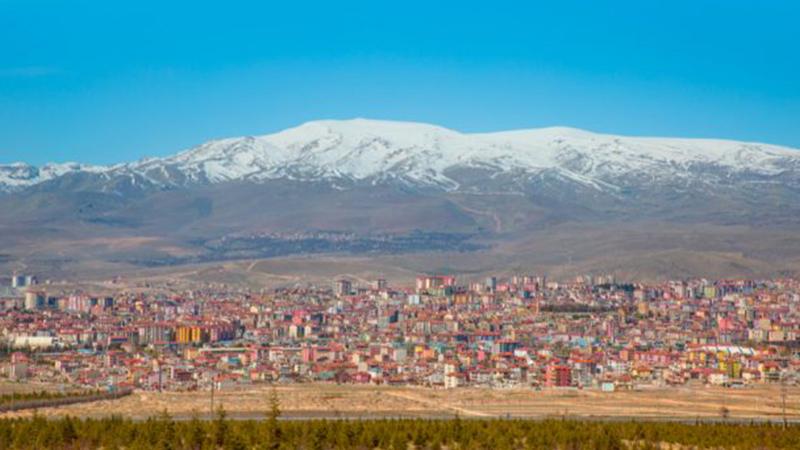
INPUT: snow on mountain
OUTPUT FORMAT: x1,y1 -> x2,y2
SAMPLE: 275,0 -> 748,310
3,119 -> 799,193
128,119 -> 800,192
0,162 -> 105,191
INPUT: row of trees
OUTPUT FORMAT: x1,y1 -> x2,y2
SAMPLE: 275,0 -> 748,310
0,389 -> 103,406
0,414 -> 798,449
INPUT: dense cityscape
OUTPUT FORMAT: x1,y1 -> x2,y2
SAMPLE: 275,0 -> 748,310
2,273 -> 798,392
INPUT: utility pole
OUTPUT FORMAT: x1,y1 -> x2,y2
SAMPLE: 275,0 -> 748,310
781,375 -> 788,428
210,379 -> 215,416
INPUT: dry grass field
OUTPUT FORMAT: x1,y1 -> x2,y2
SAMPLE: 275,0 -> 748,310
0,381 -> 70,395
2,384 -> 798,421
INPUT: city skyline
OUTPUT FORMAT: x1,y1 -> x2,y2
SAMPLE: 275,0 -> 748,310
3,1 -> 800,440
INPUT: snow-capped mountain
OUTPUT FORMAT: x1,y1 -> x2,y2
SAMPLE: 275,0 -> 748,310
3,119 -> 800,280
0,162 -> 105,192
2,118 -> 799,194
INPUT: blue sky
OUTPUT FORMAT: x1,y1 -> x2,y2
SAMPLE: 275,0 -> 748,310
1,0 -> 798,165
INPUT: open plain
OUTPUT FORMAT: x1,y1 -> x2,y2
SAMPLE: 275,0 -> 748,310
2,384 -> 798,422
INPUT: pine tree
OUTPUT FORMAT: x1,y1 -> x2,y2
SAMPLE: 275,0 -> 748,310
213,404 -> 229,449
58,415 -> 78,447
186,413 -> 207,450
262,385 -> 282,450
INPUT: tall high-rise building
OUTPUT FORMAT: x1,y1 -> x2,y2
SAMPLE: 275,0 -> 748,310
11,274 -> 36,289
334,279 -> 352,297
23,291 -> 46,310
415,275 -> 456,292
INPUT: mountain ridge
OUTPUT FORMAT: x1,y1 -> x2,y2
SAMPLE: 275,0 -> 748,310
2,119 -> 800,282
3,119 -> 798,194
